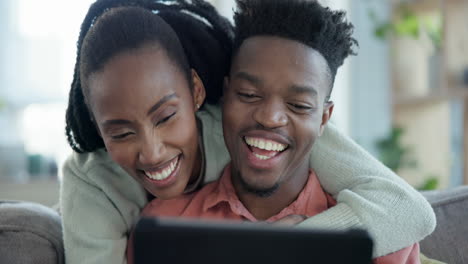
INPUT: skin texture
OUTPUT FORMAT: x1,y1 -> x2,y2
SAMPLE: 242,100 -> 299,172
87,44 -> 206,199
223,36 -> 334,220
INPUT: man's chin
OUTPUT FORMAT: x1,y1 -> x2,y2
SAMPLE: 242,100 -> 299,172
238,176 -> 280,198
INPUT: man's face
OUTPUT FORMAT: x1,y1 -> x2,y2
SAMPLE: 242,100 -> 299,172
223,36 -> 334,195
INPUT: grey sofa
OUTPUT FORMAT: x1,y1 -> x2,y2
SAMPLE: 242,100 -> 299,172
1,186 -> 467,264
420,186 -> 468,264
0,201 -> 64,264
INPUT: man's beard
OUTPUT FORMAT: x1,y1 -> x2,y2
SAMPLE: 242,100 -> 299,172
237,173 -> 280,198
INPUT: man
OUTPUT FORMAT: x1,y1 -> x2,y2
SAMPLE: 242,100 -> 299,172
133,0 -> 423,263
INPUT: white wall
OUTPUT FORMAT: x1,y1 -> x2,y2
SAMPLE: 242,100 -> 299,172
348,1 -> 392,155
323,0 -> 393,155
0,0 -> 94,182
319,0 -> 352,136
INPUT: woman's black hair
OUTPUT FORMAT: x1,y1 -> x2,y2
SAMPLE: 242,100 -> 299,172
66,0 -> 233,153
80,7 -> 192,103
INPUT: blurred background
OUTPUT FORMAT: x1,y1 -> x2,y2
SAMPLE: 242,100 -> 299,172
0,0 -> 467,206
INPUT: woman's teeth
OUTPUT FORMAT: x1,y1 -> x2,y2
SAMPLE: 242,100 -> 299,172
245,137 -> 287,152
144,158 -> 178,181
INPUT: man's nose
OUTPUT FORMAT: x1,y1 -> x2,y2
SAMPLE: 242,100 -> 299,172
252,99 -> 288,129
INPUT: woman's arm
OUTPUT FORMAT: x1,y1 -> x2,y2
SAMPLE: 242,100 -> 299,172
60,150 -> 147,264
300,123 -> 435,258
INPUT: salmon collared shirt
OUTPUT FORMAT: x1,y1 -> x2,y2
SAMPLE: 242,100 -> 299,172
131,165 -> 420,264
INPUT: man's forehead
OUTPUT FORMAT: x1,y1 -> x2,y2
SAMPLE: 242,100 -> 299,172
231,36 -> 331,92
234,36 -> 328,68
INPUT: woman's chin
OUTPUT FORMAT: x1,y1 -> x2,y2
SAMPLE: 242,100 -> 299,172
144,178 -> 188,200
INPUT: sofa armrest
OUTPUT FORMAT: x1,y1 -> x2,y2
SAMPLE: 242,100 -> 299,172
420,186 -> 468,264
0,200 -> 64,264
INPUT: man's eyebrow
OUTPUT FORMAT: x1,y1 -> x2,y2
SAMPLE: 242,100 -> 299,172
290,84 -> 318,96
147,93 -> 177,116
233,71 -> 262,86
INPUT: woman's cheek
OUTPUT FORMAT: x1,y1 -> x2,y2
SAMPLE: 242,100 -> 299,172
167,114 -> 198,146
106,141 -> 135,171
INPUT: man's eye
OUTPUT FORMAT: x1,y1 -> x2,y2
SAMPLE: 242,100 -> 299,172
237,92 -> 261,102
156,112 -> 176,126
291,103 -> 311,109
288,103 -> 313,111
238,92 -> 257,98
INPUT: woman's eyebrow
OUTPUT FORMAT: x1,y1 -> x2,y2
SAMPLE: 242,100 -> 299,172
102,119 -> 131,128
146,93 -> 177,116
101,93 -> 177,128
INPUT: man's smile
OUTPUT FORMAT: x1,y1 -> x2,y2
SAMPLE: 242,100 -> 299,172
244,136 -> 287,160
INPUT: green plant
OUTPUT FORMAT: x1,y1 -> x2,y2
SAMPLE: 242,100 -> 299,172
417,176 -> 439,191
371,8 -> 419,39
376,127 -> 439,190
369,5 -> 442,49
376,127 -> 417,172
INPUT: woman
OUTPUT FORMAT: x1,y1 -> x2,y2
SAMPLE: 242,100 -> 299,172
61,0 -> 435,263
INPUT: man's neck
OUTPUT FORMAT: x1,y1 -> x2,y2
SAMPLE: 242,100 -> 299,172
231,163 -> 310,221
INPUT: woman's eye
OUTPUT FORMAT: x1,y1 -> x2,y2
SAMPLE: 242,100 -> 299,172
111,132 -> 133,140
156,112 -> 176,126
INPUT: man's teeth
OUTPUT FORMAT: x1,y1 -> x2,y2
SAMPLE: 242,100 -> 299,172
245,137 -> 287,152
254,153 -> 271,160
144,158 -> 178,180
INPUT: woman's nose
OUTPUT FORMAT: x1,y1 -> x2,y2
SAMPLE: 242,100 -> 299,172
138,130 -> 166,166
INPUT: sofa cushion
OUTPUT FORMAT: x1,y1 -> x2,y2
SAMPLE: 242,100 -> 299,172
421,186 -> 468,264
0,200 -> 64,264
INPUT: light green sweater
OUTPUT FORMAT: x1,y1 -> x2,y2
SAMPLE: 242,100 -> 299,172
60,104 -> 435,264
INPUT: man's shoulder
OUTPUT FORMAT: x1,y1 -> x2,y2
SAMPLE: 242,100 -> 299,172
196,103 -> 222,126
196,104 -> 225,150
143,181 -> 220,218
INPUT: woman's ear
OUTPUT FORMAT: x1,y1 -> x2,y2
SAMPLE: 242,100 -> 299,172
223,76 -> 230,94
319,101 -> 334,136
191,69 -> 206,110
220,76 -> 230,105
88,111 -> 103,138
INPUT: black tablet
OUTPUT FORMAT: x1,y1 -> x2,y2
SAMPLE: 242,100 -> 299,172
133,217 -> 373,264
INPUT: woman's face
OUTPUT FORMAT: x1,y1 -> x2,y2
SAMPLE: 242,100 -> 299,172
87,45 -> 205,199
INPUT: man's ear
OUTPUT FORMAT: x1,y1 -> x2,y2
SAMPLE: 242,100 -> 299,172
319,101 -> 334,136
191,69 -> 206,110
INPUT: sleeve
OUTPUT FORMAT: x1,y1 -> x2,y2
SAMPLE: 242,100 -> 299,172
298,123 -> 436,258
60,153 -> 146,264
373,243 -> 421,264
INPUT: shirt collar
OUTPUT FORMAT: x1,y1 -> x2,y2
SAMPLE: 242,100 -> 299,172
202,164 -> 328,222
202,165 -> 258,221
